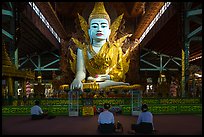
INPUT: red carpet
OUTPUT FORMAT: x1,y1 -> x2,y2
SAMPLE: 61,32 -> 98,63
2,114 -> 202,135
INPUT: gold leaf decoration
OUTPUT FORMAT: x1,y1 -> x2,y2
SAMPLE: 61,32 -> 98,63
114,34 -> 132,47
109,13 -> 124,42
69,48 -> 76,74
77,13 -> 89,43
104,84 -> 143,91
71,37 -> 86,49
122,47 -> 131,74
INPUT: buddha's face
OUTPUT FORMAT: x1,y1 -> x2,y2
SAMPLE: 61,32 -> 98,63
88,18 -> 111,42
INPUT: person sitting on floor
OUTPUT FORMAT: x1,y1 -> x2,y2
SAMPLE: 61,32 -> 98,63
131,104 -> 155,134
98,103 -> 115,133
31,100 -> 47,120
30,100 -> 56,120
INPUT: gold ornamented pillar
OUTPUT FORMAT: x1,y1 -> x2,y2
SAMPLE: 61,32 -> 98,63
7,77 -> 14,96
23,80 -> 27,97
181,50 -> 185,97
7,77 -> 14,105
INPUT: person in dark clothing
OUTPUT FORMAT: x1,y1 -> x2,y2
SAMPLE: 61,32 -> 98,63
131,104 -> 154,134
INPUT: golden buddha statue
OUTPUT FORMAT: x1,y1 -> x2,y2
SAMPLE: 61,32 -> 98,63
69,2 -> 141,91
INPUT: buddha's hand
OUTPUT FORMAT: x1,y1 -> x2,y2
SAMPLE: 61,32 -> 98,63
70,79 -> 83,91
87,74 -> 110,82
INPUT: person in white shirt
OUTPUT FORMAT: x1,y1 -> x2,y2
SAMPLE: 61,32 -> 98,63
131,104 -> 154,134
98,103 -> 115,133
30,100 -> 46,120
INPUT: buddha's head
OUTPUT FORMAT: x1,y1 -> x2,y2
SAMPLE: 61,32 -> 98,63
88,2 -> 111,44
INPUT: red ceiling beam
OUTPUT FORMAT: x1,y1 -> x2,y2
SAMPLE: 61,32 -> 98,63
35,2 -> 69,41
133,2 -> 164,39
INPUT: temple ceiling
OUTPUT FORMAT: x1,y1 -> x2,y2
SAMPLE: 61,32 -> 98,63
2,2 -> 201,80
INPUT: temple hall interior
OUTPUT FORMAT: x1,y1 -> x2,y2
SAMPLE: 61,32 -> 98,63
2,2 -> 202,135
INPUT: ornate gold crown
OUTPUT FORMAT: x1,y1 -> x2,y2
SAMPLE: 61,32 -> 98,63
88,2 -> 111,25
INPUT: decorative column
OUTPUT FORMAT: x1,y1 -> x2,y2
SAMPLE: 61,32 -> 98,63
181,3 -> 190,97
180,2 -> 202,97
181,50 -> 185,97
22,80 -> 27,97
7,77 -> 14,105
